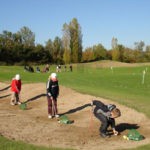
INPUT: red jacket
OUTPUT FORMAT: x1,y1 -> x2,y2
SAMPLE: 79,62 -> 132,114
11,78 -> 21,93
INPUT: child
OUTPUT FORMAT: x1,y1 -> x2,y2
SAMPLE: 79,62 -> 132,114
10,74 -> 22,105
46,73 -> 59,119
91,100 -> 121,138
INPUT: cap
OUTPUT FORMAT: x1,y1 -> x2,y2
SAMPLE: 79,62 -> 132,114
51,73 -> 57,78
15,74 -> 20,80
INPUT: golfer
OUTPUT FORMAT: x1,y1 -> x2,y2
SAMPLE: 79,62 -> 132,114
10,74 -> 22,105
46,73 -> 59,119
91,100 -> 121,138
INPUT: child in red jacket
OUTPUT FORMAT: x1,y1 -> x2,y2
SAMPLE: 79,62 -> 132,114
10,74 -> 22,105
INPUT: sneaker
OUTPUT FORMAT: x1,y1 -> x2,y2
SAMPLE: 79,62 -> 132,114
100,133 -> 110,138
55,114 -> 59,118
17,102 -> 21,105
48,115 -> 52,119
10,102 -> 15,105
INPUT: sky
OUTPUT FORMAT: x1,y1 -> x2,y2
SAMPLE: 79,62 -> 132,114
0,0 -> 150,50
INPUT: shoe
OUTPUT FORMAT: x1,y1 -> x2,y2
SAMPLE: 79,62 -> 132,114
55,114 -> 59,118
17,102 -> 21,105
100,133 -> 110,138
48,115 -> 52,119
10,102 -> 15,105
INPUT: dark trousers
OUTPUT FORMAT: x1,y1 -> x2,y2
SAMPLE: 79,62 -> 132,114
11,92 -> 20,104
47,97 -> 58,116
94,113 -> 109,134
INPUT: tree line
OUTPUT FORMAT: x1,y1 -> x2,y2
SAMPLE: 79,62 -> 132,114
0,18 -> 150,65
83,38 -> 150,63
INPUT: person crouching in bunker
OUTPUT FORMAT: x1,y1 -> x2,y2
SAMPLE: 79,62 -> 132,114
91,100 -> 121,138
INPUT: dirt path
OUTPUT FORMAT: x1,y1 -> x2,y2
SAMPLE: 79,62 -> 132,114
0,82 -> 150,150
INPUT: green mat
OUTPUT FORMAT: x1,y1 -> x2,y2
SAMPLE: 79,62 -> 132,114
58,115 -> 74,124
19,103 -> 27,110
127,129 -> 144,141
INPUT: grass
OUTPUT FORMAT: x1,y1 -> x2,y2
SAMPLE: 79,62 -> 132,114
0,135 -> 73,150
0,63 -> 150,150
121,144 -> 150,150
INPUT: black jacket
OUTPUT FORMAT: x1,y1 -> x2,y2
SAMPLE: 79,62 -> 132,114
93,100 -> 111,117
93,100 -> 108,112
93,100 -> 115,128
46,79 -> 59,99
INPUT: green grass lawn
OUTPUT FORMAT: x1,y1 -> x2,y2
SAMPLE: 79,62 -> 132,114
0,135 -> 73,150
0,64 -> 150,150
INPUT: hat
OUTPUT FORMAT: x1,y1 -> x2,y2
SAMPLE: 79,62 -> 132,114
107,104 -> 116,111
15,74 -> 20,80
51,73 -> 57,78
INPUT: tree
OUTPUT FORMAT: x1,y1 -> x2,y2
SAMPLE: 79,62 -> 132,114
69,18 -> 82,63
45,39 -> 53,62
53,36 -> 63,63
111,37 -> 120,61
117,44 -> 125,62
111,37 -> 118,49
34,44 -> 50,63
18,26 -> 35,47
0,30 -> 15,63
145,45 -> 150,61
62,23 -> 71,64
111,47 -> 120,61
93,44 -> 107,60
122,48 -> 136,63
82,47 -> 94,62
134,41 -> 145,51
62,18 -> 82,63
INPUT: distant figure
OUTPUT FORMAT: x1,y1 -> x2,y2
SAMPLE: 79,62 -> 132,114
69,65 -> 73,72
58,65 -> 61,72
43,64 -> 50,73
24,65 -> 34,72
56,65 -> 59,72
36,66 -> 40,73
64,65 -> 67,72
24,65 -> 28,72
10,74 -> 22,105
45,64 -> 50,72
29,66 -> 34,72
46,73 -> 59,119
